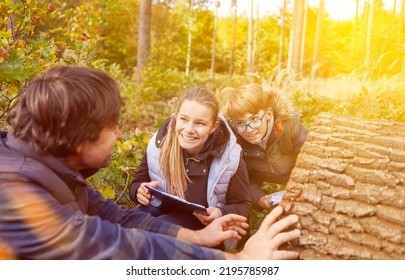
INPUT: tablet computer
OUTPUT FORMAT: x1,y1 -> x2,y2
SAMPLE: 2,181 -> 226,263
145,185 -> 209,216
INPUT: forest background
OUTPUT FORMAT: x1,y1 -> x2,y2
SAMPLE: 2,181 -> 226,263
1,0 -> 404,237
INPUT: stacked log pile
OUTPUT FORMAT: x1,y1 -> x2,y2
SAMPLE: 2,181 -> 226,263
280,113 -> 405,259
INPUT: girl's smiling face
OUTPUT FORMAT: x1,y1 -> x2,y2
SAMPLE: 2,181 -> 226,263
175,100 -> 218,155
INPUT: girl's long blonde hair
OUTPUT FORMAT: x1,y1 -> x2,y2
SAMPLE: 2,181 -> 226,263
159,87 -> 219,199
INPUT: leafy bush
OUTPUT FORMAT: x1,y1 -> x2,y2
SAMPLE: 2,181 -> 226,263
0,0 -> 100,126
89,131 -> 151,208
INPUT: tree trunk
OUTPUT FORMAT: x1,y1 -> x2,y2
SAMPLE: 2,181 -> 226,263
229,0 -> 237,78
280,113 -> 405,259
287,0 -> 306,79
398,1 -> 404,48
300,0 -> 308,74
311,0 -> 324,79
185,0 -> 193,77
136,0 -> 151,83
278,0 -> 288,66
400,0 -> 405,72
365,0 -> 375,71
246,0 -> 254,74
352,0 -> 360,46
251,0 -> 259,74
210,1 -> 220,80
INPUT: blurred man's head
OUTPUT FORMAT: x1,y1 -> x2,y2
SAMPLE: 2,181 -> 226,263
7,66 -> 122,168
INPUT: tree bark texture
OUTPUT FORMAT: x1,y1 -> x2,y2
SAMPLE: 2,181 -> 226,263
280,113 -> 405,259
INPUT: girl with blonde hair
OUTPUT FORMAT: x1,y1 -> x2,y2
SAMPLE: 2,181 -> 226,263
130,87 -> 251,231
224,84 -> 308,210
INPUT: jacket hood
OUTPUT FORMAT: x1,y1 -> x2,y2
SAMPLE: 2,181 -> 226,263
155,117 -> 230,161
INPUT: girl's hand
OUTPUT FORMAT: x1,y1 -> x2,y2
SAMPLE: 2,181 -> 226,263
193,206 -> 222,226
136,180 -> 160,205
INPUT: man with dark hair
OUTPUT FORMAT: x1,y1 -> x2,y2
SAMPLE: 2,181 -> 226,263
0,65 -> 300,260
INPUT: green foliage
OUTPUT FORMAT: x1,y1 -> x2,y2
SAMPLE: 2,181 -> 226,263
255,16 -> 286,76
217,15 -> 249,75
97,0 -> 139,73
140,66 -> 191,101
0,0 -> 102,124
190,9 -> 215,71
89,131 -> 151,207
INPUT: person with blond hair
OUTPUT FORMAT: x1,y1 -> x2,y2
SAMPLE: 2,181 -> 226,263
130,87 -> 251,231
223,84 -> 308,210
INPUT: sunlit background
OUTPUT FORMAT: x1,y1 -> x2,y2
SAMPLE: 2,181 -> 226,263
0,0 -> 403,231
219,0 -> 397,20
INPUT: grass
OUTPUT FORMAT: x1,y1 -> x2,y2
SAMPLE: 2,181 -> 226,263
279,74 -> 405,127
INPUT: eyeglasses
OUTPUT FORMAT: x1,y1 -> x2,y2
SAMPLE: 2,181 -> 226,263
232,112 -> 266,133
